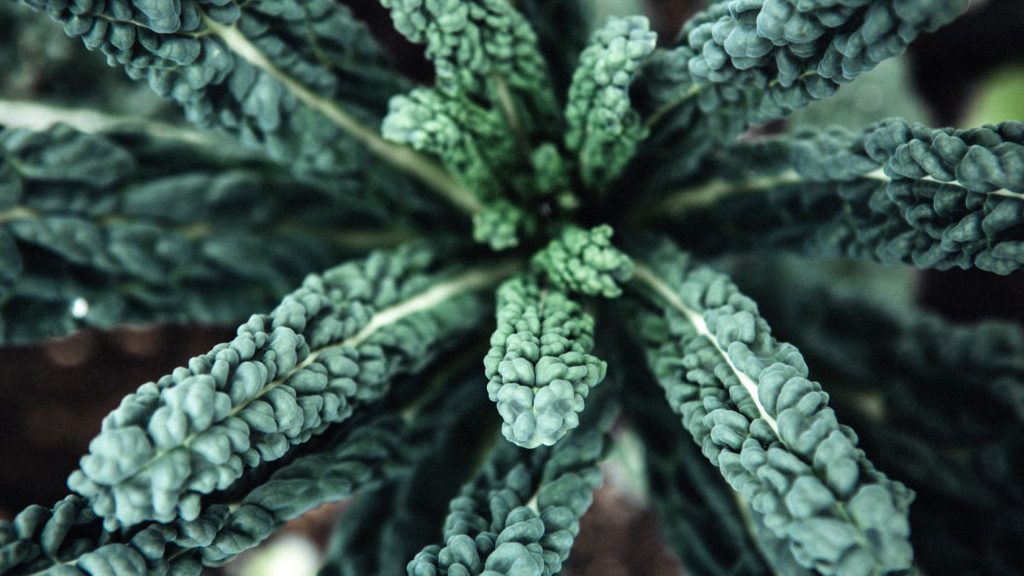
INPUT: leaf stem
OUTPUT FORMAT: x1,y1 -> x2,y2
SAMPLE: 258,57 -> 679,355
643,83 -> 702,130
632,263 -> 780,436
492,74 -> 532,161
0,202 -> 410,252
202,16 -> 484,215
90,258 -> 519,537
0,205 -> 39,225
635,167 -> 1023,224
0,100 -> 221,146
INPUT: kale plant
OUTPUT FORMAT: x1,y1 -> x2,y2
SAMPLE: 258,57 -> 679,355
1,0 -> 1022,574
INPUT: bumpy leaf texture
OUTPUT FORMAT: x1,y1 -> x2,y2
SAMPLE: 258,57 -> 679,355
0,123 -> 399,344
15,0 -> 407,177
623,0 -> 968,192
630,241 -> 915,576
320,358 -> 495,576
380,0 -> 556,119
407,387 -> 615,576
564,16 -> 657,190
0,0 -> 1021,574
0,410 -> 410,575
0,2 -> 170,115
532,225 -> 635,298
736,256 -> 1024,575
646,119 -> 1024,274
64,247 -> 496,530
484,276 -> 606,448
621,350 -> 782,575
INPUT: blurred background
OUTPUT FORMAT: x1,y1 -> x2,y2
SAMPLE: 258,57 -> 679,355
1,0 -> 1022,574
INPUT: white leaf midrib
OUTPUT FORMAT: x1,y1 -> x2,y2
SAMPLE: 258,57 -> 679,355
654,166 -> 1022,219
202,16 -> 483,214
634,264 -> 780,436
86,261 -> 515,516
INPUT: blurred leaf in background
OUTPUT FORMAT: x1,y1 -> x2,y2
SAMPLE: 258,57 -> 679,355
0,2 -> 174,119
787,57 -> 929,131
967,65 -> 1024,126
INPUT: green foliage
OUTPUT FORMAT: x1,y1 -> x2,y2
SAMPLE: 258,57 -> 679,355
0,123 -> 397,344
321,357 -> 495,576
382,87 -> 515,204
647,119 -> 1024,273
484,276 -> 606,448
793,119 -> 1023,193
380,0 -> 554,116
627,0 -> 967,185
564,16 -> 656,190
0,412 -> 407,575
0,2 -> 170,116
735,256 -> 1024,574
532,225 -> 634,298
407,389 -> 614,575
472,200 -> 537,251
14,0 -> 410,180
67,246 -> 494,530
1,0 -> 1021,575
622,355 -> 780,575
628,242 -> 915,575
